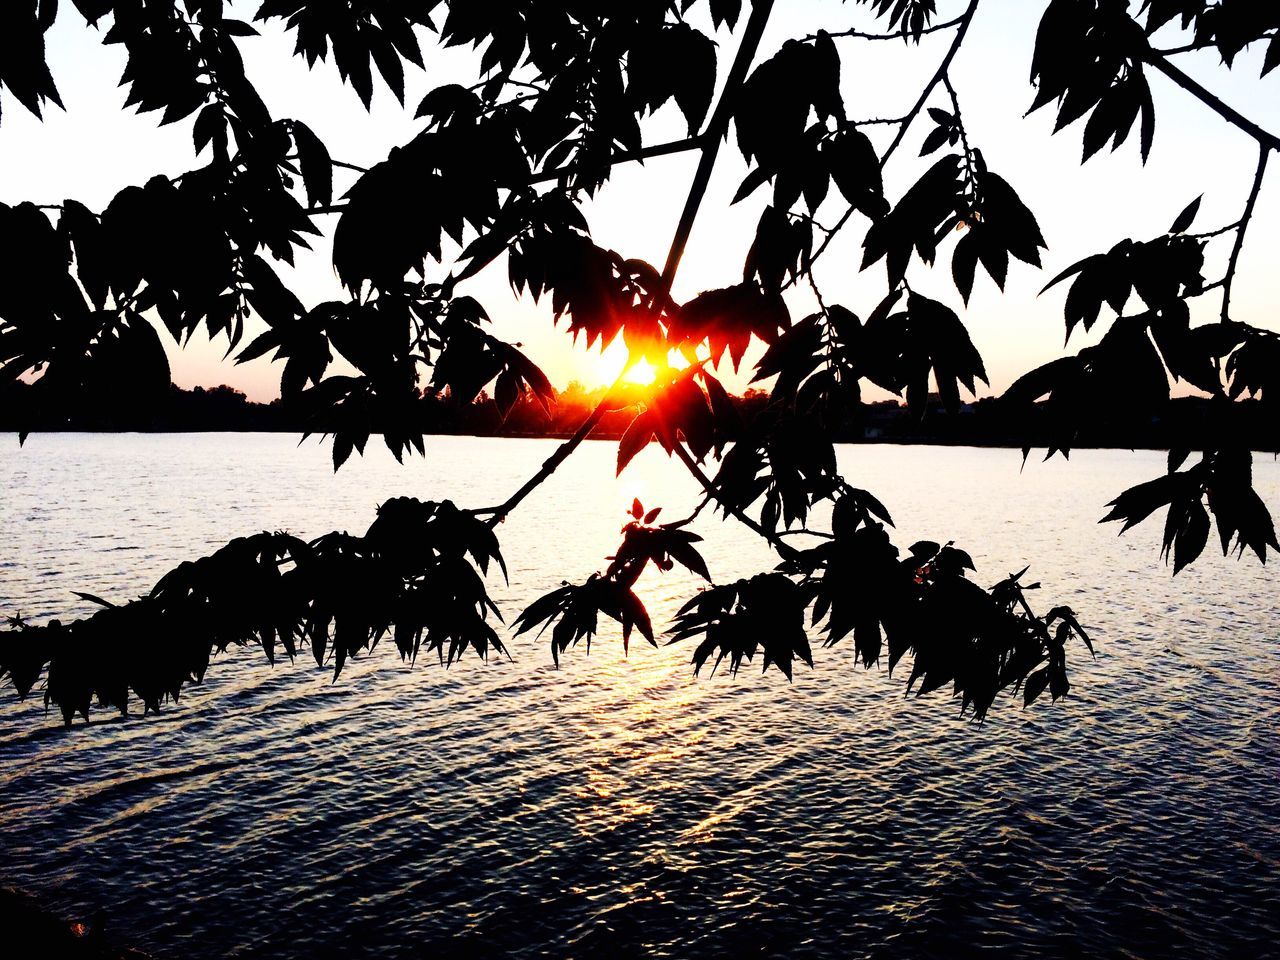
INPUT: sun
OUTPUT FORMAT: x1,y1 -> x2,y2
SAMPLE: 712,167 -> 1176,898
579,339 -> 680,391
625,358 -> 658,386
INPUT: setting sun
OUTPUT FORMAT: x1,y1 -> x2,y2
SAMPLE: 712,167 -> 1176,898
582,339 -> 694,392
625,358 -> 658,386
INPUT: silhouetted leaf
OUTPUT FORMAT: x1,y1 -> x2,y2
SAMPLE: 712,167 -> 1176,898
617,410 -> 655,475
1169,194 -> 1202,234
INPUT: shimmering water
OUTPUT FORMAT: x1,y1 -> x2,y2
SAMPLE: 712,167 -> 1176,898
1,434 -> 1277,959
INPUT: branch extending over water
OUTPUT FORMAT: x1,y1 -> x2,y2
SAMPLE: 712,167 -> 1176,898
472,373 -> 628,526
470,1 -> 777,530
673,444 -> 801,561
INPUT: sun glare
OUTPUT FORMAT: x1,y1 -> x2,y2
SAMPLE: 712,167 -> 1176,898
626,359 -> 658,386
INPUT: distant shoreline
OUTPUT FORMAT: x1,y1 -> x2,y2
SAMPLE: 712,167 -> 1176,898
5,429 -> 1276,455
5,383 -> 1275,453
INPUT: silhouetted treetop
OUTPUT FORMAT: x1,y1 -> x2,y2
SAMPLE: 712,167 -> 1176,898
2,0 -> 1277,726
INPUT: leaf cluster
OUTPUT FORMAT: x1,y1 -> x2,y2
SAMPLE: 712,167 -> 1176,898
0,498 -> 507,725
669,487 -> 1092,721
514,498 -> 711,663
1030,0 -> 1157,162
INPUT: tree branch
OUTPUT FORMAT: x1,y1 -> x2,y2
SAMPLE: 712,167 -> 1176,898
673,443 -> 801,561
1221,144 -> 1271,323
469,2 -> 777,529
1143,50 -> 1280,152
1151,41 -> 1211,56
529,135 -> 704,187
1154,32 -> 1276,58
877,0 -> 980,169
666,493 -> 713,530
305,135 -> 708,217
331,157 -> 368,174
806,15 -> 966,43
658,0 -> 775,288
474,375 -> 629,525
795,0 -> 981,284
854,114 -> 910,126
1188,219 -> 1242,240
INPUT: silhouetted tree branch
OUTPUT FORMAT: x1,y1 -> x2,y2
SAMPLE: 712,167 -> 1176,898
797,0 -> 981,285
473,371 -> 629,525
659,0 -> 775,288
1221,144 -> 1271,323
1143,49 -> 1280,152
3,0 -> 1278,728
807,14 -> 968,44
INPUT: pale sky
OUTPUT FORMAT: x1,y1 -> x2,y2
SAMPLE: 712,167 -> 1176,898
2,0 -> 1276,403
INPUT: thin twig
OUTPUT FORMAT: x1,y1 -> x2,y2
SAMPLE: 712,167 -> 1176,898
942,75 -> 972,163
673,444 -> 801,561
474,375 -> 627,525
528,135 -> 704,187
1187,219 -> 1242,240
666,493 -> 712,529
1221,144 -> 1271,323
879,0 -> 980,168
943,73 -> 976,200
805,15 -> 966,43
331,158 -> 368,174
1154,31 -> 1275,58
1151,41 -> 1211,56
807,268 -> 829,316
789,210 -> 833,235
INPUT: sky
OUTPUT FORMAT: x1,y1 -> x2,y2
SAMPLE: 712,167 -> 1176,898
1,0 -> 1277,403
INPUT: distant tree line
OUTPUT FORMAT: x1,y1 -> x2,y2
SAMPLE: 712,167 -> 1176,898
3,377 -> 1271,453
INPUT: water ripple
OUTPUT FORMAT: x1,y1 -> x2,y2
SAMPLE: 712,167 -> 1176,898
1,435 -> 1277,959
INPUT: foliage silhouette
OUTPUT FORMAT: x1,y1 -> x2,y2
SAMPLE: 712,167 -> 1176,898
2,0 -> 1278,725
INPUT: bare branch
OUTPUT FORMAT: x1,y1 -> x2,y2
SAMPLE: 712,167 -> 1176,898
805,15 -> 966,43
1144,49 -> 1280,152
1187,220 -> 1243,241
331,158 -> 368,174
672,444 -> 801,561
1221,144 -> 1272,323
475,376 -> 630,526
1154,31 -> 1276,58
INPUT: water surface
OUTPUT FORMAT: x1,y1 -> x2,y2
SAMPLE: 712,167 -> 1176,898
1,435 -> 1277,958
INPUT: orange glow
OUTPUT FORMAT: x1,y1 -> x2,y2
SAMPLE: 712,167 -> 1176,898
580,340 -> 693,391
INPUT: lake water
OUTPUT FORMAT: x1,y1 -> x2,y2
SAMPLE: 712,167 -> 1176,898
1,434 -> 1277,959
